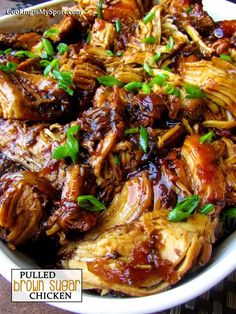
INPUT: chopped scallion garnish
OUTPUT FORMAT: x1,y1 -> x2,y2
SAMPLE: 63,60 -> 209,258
140,126 -> 148,153
144,61 -> 154,76
143,11 -> 155,24
142,83 -> 151,94
77,195 -> 105,211
199,204 -> 214,215
142,36 -> 156,44
166,36 -> 174,51
52,125 -> 80,163
125,127 -> 139,135
220,54 -> 232,62
168,195 -> 199,222
200,131 -> 214,144
184,83 -> 205,99
97,0 -> 103,18
124,82 -> 143,92
185,6 -> 193,14
57,43 -> 69,55
97,75 -> 123,87
0,62 -> 17,73
115,19 -> 121,33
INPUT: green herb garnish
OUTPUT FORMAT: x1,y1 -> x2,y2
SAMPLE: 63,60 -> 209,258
165,84 -> 180,97
116,51 -> 123,57
199,203 -> 214,215
97,75 -> 123,87
185,6 -> 193,14
52,125 -> 80,163
52,70 -> 75,96
162,66 -> 172,72
106,50 -> 114,56
168,195 -> 199,222
0,62 -> 17,73
77,195 -> 105,211
150,73 -> 168,87
43,59 -> 59,76
124,82 -> 143,92
142,36 -> 156,44
41,38 -> 55,58
140,126 -> 148,153
57,43 -> 69,55
14,50 -> 36,58
143,11 -> 155,24
184,83 -> 205,99
142,83 -> 151,94
223,208 -> 236,218
144,61 -> 154,76
97,0 -> 103,18
113,154 -> 120,165
200,131 -> 214,144
220,54 -> 232,62
86,31 -> 92,44
166,36 -> 174,51
151,51 -> 161,64
125,127 -> 139,135
44,28 -> 59,37
115,19 -> 121,33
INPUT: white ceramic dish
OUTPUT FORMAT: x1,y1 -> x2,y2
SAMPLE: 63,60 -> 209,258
0,1 -> 235,313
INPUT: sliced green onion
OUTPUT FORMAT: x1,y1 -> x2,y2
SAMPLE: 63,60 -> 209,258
116,51 -> 123,57
220,54 -> 232,62
97,0 -> 103,19
168,195 -> 199,222
113,154 -> 120,165
115,19 -> 121,33
4,48 -> 12,55
166,36 -> 174,51
125,127 -> 139,135
40,59 -> 50,67
77,195 -> 105,211
44,28 -> 59,37
52,70 -> 75,96
86,30 -> 92,44
184,83 -> 205,99
165,84 -> 180,97
200,131 -> 214,144
0,62 -> 17,73
142,36 -> 156,44
43,59 -> 59,76
144,61 -> 154,76
52,125 -> 80,163
140,126 -> 148,153
143,11 -> 155,24
57,43 -> 69,55
106,50 -> 114,56
124,81 -> 142,92
162,66 -> 172,72
142,83 -> 151,94
150,73 -> 169,87
223,208 -> 236,218
41,38 -> 55,57
97,75 -> 123,87
151,51 -> 161,64
185,6 -> 193,14
199,203 -> 214,215
14,50 -> 36,58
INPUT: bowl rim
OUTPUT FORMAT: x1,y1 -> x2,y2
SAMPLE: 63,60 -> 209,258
0,0 -> 236,313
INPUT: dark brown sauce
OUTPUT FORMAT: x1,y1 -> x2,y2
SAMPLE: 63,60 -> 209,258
87,234 -> 178,286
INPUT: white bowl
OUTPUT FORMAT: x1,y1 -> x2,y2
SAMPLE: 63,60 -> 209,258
0,1 -> 236,313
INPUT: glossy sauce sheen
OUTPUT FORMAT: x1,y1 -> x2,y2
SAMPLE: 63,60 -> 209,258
87,234 -> 178,286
